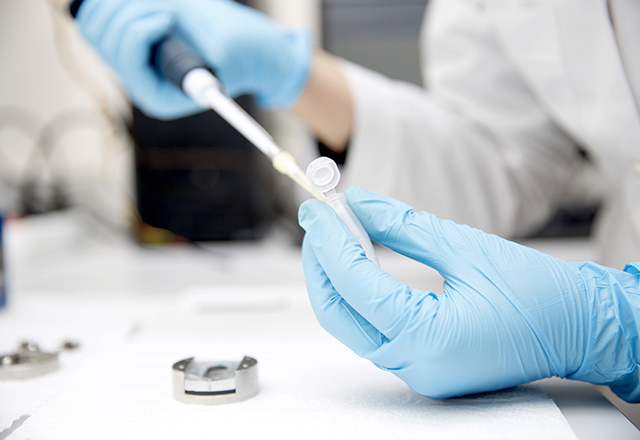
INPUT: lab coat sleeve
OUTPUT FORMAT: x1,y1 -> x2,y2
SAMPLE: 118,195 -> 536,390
337,0 -> 581,238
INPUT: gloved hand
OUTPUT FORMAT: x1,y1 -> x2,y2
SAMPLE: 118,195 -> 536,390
75,0 -> 312,119
299,186 -> 640,401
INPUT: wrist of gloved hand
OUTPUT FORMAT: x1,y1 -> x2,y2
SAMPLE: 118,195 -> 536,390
567,261 -> 640,402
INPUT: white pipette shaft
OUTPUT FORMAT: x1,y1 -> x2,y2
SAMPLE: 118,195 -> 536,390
183,69 -> 280,159
182,69 -> 324,200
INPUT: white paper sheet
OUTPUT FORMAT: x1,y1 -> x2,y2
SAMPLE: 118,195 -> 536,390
13,312 -> 578,439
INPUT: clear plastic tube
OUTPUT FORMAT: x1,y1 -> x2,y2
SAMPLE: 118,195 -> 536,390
306,157 -> 379,266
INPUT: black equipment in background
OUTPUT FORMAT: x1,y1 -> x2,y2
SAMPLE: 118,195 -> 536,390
131,100 -> 274,242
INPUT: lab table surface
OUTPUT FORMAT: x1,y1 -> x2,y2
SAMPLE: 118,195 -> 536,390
0,211 -> 638,439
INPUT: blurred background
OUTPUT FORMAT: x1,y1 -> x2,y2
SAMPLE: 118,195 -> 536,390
0,0 -> 606,245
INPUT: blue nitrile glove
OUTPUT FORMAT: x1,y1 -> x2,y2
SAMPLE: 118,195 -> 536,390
299,186 -> 640,401
75,0 -> 312,119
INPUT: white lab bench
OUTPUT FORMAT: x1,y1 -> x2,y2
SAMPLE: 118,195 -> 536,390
1,211 -> 639,439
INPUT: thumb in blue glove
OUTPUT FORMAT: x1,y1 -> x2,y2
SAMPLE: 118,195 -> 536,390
75,0 -> 312,119
299,186 -> 640,401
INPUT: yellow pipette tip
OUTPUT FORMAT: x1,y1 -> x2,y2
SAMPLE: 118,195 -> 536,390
272,151 -> 326,201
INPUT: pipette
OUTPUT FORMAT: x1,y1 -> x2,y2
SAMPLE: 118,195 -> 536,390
153,37 -> 326,200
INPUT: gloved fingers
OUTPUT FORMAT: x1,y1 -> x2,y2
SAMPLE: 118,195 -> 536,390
344,186 -> 485,278
179,20 -> 238,97
76,0 -> 124,46
172,0 -> 252,98
97,1 -> 173,64
299,199 -> 439,339
302,236 -> 384,358
115,10 -> 202,118
175,0 -> 311,109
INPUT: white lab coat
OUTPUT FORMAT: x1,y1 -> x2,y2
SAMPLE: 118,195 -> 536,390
338,0 -> 640,269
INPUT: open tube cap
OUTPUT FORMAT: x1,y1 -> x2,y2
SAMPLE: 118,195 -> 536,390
306,157 -> 340,193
